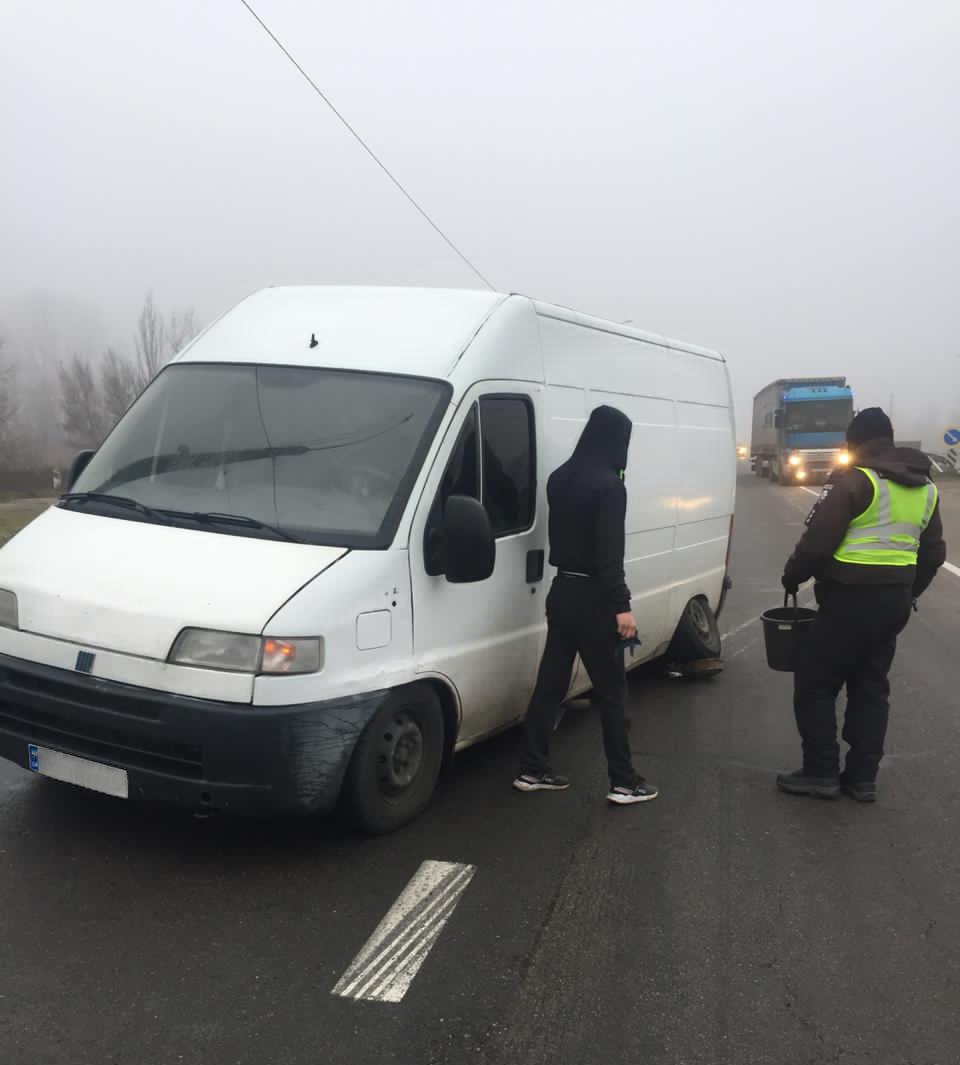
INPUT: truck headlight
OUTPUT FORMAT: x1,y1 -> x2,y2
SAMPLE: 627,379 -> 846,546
0,590 -> 19,630
789,454 -> 802,467
837,451 -> 851,465
169,629 -> 323,675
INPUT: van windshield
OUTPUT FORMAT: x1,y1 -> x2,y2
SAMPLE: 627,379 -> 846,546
70,364 -> 450,548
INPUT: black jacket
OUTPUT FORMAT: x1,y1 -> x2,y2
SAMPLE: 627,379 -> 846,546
783,440 -> 946,597
547,405 -> 633,614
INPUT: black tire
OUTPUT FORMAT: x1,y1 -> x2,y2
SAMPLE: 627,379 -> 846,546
341,684 -> 445,835
668,596 -> 722,662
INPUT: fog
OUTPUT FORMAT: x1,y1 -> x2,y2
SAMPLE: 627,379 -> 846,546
3,0 -> 959,460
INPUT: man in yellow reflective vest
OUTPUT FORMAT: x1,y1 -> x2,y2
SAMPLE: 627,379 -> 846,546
778,408 -> 946,802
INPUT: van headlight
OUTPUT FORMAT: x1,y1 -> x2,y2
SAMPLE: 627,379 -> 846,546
168,629 -> 323,675
0,590 -> 19,630
837,451 -> 851,465
260,637 -> 323,675
788,453 -> 802,467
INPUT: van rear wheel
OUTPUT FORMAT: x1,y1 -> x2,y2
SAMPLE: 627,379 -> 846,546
341,684 -> 445,835
668,596 -> 722,662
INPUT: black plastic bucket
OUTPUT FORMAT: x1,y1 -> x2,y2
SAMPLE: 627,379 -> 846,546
761,595 -> 818,672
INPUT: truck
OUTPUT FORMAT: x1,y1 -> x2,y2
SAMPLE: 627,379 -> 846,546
751,377 -> 854,485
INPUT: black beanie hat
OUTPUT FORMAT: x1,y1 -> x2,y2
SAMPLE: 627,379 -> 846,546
846,407 -> 894,446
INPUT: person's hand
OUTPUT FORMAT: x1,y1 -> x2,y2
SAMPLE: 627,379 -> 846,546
616,612 -> 638,639
781,574 -> 799,596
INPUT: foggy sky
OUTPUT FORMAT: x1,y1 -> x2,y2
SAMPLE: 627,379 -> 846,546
3,1 -> 959,443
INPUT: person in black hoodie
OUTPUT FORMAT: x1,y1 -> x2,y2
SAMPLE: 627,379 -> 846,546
777,408 -> 946,802
513,405 -> 658,805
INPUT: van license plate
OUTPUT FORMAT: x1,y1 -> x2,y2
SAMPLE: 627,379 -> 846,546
27,744 -> 129,799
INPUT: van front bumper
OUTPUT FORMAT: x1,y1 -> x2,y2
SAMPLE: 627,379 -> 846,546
0,654 -> 385,815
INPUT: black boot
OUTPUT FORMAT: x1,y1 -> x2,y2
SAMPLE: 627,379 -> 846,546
776,770 -> 841,799
840,775 -> 877,803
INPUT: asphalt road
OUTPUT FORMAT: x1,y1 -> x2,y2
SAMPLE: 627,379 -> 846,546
2,474 -> 958,1065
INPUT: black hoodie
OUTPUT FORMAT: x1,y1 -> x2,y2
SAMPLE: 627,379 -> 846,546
783,439 -> 946,596
547,405 -> 633,614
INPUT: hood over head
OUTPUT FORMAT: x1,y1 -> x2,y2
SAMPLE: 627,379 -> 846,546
847,407 -> 894,447
572,405 -> 632,473
853,438 -> 932,487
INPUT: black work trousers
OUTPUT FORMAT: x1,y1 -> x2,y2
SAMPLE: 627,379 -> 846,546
793,582 -> 913,781
520,576 -> 640,789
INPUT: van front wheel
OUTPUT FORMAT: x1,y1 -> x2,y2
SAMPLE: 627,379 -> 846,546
341,685 -> 445,834
668,596 -> 722,662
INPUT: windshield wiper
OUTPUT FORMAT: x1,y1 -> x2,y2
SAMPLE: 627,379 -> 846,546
60,492 -> 169,524
166,510 -> 302,544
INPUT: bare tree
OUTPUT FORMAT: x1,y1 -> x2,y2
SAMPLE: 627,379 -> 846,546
101,347 -> 140,427
168,308 -> 198,359
0,340 -> 16,426
58,355 -> 109,450
0,339 -> 21,462
133,293 -> 197,389
134,291 -> 166,389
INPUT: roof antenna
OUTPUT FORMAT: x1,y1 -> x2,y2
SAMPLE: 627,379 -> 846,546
309,333 -> 319,349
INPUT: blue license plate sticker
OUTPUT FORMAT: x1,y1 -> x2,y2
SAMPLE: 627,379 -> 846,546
28,743 -> 40,772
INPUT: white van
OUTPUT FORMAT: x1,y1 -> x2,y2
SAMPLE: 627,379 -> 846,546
0,287 -> 735,832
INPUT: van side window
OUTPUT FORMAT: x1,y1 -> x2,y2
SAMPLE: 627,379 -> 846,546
479,396 -> 535,537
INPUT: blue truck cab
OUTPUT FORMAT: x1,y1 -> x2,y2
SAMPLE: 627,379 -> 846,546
751,377 -> 854,485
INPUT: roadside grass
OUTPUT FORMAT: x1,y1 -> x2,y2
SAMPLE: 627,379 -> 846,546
0,502 -> 49,546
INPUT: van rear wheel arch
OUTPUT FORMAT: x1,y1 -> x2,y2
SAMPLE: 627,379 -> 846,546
668,595 -> 722,663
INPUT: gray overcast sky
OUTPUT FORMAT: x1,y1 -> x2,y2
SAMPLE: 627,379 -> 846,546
3,1 -> 959,440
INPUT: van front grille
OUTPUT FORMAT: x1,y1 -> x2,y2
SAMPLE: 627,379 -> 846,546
0,665 -> 204,778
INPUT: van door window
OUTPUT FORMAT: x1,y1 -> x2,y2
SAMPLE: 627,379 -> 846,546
479,396 -> 535,538
424,405 -> 480,575
424,397 -> 535,574
439,405 -> 480,505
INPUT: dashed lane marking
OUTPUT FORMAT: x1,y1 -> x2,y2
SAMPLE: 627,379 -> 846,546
332,860 -> 476,1004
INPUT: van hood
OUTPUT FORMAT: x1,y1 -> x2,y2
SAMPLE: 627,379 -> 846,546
0,508 -> 347,661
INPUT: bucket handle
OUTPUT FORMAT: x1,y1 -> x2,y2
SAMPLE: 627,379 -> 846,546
783,592 -> 799,619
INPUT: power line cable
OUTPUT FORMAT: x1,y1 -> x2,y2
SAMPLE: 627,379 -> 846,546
238,0 -> 495,290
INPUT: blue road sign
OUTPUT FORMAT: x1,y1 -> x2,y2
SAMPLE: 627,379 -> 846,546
944,428 -> 960,447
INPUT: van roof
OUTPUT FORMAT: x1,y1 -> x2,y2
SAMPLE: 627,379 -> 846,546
175,286 -> 507,379
176,286 -> 723,377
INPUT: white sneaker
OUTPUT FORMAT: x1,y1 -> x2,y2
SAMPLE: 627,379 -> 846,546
513,773 -> 571,792
607,781 -> 659,805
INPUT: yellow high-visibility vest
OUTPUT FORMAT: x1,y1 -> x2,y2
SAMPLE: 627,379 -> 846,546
833,468 -> 938,568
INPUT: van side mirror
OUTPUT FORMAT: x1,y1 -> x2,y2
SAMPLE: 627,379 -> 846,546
67,450 -> 95,491
444,495 -> 495,584
774,410 -> 784,429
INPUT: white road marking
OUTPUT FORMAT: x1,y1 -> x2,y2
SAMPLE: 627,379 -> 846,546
944,562 -> 960,580
721,614 -> 763,642
800,486 -> 820,497
728,634 -> 761,660
332,860 -> 476,1004
722,592 -> 815,644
